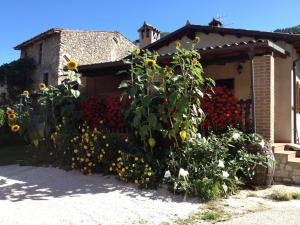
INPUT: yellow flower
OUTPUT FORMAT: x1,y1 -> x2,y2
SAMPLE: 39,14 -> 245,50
8,113 -> 16,121
134,157 -> 139,161
22,90 -> 30,98
134,48 -> 141,55
103,135 -> 106,139
10,124 -> 20,133
109,167 -> 113,171
191,58 -> 199,66
148,137 -> 156,147
145,58 -> 156,67
179,130 -> 187,141
66,59 -> 78,70
147,172 -> 152,176
195,35 -> 201,43
74,149 -> 78,153
122,168 -> 125,172
105,143 -> 109,147
6,108 -> 14,115
72,158 -> 75,161
124,138 -> 128,143
87,153 -> 91,157
176,41 -> 181,48
134,180 -> 138,184
145,178 -> 150,182
39,83 -> 46,90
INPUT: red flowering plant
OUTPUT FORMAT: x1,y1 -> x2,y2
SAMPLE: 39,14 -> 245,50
80,96 -> 105,127
201,86 -> 243,133
104,94 -> 128,130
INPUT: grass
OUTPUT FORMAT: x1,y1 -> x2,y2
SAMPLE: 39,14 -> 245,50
162,201 -> 231,225
270,189 -> 300,201
0,144 -> 30,166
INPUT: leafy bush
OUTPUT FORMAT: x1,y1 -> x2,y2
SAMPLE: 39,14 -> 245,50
0,58 -> 35,100
164,129 -> 270,200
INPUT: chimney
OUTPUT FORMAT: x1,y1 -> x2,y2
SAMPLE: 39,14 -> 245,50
208,18 -> 224,28
138,22 -> 160,48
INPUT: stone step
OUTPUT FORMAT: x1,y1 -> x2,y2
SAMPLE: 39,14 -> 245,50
285,143 -> 300,157
272,143 -> 286,153
274,150 -> 297,163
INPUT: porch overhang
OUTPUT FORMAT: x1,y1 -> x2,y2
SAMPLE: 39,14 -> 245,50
79,39 -> 289,76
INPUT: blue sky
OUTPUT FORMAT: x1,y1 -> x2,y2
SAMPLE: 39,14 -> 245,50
1,0 -> 300,65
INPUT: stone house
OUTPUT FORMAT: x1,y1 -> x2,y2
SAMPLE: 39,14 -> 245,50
14,28 -> 136,87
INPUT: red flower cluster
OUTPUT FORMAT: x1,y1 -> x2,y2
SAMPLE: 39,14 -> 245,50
201,86 -> 243,132
104,94 -> 128,129
81,95 -> 128,129
80,96 -> 105,127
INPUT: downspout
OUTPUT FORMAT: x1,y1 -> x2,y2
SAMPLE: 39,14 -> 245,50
293,59 -> 300,143
249,48 -> 256,133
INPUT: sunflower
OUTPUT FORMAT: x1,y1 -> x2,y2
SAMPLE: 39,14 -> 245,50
191,58 -> 199,66
134,48 -> 141,55
66,60 -> 78,70
39,83 -> 46,90
6,108 -> 14,115
22,90 -> 30,98
145,59 -> 156,67
11,125 -> 20,133
176,41 -> 181,48
8,113 -> 16,121
195,35 -> 201,43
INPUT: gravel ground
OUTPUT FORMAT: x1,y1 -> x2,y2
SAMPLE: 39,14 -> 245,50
1,165 -> 300,225
0,165 -> 201,225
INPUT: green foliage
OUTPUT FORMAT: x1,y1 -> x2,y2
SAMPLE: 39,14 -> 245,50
0,58 -> 35,100
165,129 -> 270,200
121,41 -> 214,150
0,108 -> 4,128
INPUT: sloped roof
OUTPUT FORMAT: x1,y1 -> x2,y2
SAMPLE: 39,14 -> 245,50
145,23 -> 300,54
79,39 -> 288,74
14,28 -> 133,50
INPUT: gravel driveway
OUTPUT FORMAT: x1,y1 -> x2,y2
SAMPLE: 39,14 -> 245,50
1,165 -> 300,225
0,165 -> 201,225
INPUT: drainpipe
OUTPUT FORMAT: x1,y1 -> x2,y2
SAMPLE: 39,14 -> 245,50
249,48 -> 256,133
293,59 -> 300,143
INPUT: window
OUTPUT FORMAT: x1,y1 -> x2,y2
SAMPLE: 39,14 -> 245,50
215,78 -> 234,90
43,73 -> 49,85
38,43 -> 43,64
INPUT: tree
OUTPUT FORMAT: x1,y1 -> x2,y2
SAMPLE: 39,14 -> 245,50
0,58 -> 35,100
274,25 -> 300,33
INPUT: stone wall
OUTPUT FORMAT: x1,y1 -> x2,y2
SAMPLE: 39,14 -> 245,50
21,33 -> 61,88
20,29 -> 136,87
58,30 -> 136,84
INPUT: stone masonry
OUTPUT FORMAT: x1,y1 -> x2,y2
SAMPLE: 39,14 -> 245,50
253,55 -> 275,142
15,29 -> 136,87
273,144 -> 300,184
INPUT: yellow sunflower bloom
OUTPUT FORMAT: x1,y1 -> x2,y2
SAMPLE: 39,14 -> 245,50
145,59 -> 156,67
22,90 -> 30,98
195,35 -> 201,43
11,125 -> 20,133
8,113 -> 16,121
191,58 -> 199,66
134,48 -> 141,55
39,83 -> 46,90
176,41 -> 181,48
6,108 -> 14,115
66,60 -> 78,70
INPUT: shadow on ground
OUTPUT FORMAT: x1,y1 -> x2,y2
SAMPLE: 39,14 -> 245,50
0,165 -> 199,204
